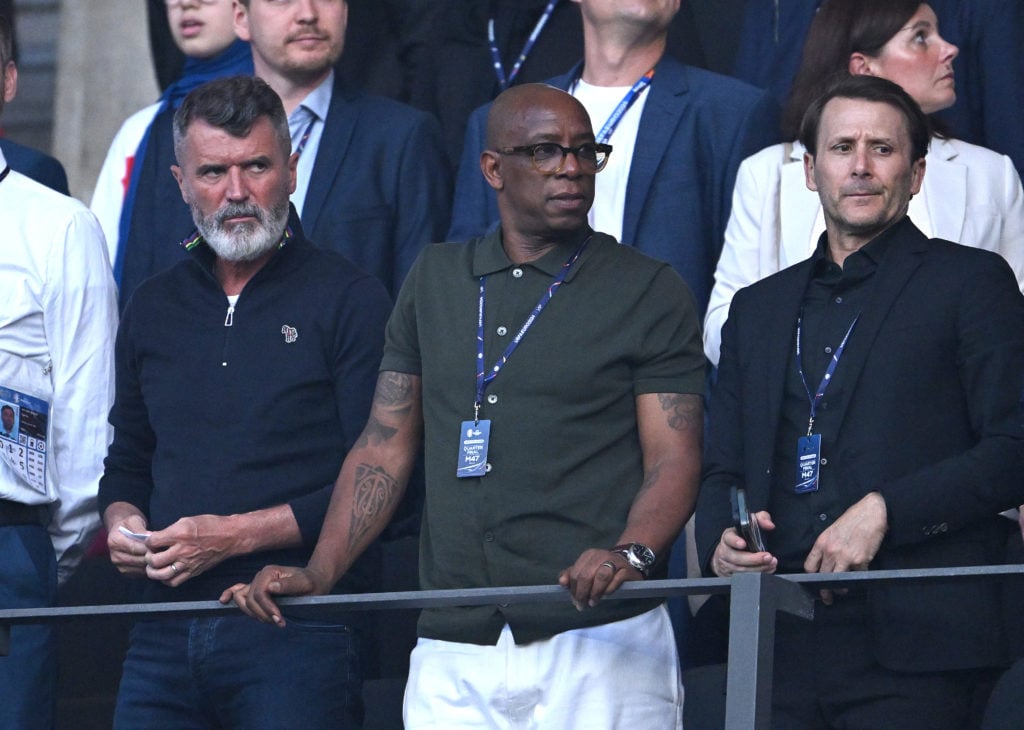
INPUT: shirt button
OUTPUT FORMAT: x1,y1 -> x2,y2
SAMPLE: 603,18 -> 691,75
487,394 -> 498,404
484,532 -> 494,542
818,513 -> 828,522
496,326 -> 508,336
824,346 -> 833,355
485,463 -> 492,473
820,457 -> 828,466
835,296 -> 843,304
512,268 -> 524,278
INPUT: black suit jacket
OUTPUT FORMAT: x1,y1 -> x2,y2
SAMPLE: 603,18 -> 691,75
696,218 -> 1024,672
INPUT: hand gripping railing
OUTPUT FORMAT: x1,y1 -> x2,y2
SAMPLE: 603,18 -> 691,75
2,565 -> 1022,729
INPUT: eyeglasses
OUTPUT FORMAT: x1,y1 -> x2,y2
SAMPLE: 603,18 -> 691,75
497,142 -> 612,174
164,0 -> 219,8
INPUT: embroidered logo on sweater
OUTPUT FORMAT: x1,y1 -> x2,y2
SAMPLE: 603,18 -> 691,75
281,325 -> 298,344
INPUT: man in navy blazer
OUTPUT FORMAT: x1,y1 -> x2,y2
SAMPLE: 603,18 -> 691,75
234,0 -> 449,299
696,76 -> 1024,728
448,0 -> 777,316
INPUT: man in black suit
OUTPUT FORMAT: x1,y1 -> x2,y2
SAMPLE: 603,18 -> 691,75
695,75 -> 1024,729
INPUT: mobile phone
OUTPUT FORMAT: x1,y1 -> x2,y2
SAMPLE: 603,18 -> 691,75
730,486 -> 766,553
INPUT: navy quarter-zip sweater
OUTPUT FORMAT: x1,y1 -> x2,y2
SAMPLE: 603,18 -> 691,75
99,217 -> 391,603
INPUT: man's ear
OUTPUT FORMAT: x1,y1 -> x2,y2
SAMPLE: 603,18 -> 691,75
170,165 -> 190,204
480,150 -> 504,192
3,61 -> 17,104
803,151 -> 819,192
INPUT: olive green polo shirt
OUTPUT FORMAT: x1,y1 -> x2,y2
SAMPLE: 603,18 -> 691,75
381,228 -> 705,645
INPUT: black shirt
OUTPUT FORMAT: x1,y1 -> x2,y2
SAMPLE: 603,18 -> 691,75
768,222 -> 899,571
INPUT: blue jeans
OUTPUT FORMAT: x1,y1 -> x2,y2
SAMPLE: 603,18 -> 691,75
114,614 -> 363,729
0,525 -> 58,730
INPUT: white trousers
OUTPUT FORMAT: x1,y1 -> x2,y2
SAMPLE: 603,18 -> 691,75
403,604 -> 684,729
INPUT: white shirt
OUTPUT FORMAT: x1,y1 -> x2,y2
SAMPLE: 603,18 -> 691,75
90,102 -> 162,266
1,150 -> 119,582
571,78 -> 648,243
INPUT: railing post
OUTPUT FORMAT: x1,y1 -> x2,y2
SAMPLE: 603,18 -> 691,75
724,573 -> 814,729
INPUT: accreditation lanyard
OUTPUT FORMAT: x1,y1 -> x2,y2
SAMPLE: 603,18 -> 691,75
591,68 -> 655,144
793,309 -> 859,493
474,235 -> 592,421
796,309 -> 860,435
488,0 -> 560,91
457,235 -> 591,479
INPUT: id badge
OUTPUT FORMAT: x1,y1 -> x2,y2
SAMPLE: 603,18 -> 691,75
457,420 -> 491,478
795,433 -> 821,494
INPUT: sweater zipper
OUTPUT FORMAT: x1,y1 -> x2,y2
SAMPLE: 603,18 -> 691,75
221,302 -> 235,367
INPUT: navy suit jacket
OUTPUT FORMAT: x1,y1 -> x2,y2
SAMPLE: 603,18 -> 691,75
118,76 -> 449,307
0,138 -> 69,195
448,55 -> 778,314
696,218 -> 1024,672
300,75 -> 451,297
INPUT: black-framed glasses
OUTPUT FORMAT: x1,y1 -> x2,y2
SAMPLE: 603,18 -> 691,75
497,142 -> 612,174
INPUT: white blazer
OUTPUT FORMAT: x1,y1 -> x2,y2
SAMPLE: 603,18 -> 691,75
704,136 -> 1024,364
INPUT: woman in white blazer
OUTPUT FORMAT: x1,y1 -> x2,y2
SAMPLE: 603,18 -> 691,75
704,0 -> 1024,365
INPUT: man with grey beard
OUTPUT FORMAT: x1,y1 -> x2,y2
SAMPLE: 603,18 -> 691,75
98,75 -> 391,728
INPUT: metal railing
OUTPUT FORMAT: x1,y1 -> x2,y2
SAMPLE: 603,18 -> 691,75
2,564 -> 1022,729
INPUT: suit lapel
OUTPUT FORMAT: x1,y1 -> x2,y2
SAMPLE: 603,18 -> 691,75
779,143 -> 821,268
921,138 -> 967,241
301,78 -> 360,235
759,264 -> 810,460
826,222 -> 927,432
622,58 -> 688,246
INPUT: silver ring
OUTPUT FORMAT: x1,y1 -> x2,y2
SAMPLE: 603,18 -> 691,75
170,563 -> 179,575
600,561 -> 617,571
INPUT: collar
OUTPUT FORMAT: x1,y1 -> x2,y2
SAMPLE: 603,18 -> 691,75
471,227 -> 599,280
811,215 -> 913,274
293,69 -> 334,124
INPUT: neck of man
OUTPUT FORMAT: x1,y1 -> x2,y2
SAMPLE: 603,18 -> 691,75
825,214 -> 904,268
254,58 -> 331,117
579,23 -> 666,86
502,227 -> 587,265
215,250 -> 276,297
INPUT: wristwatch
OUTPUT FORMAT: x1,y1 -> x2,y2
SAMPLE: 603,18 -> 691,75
611,543 -> 656,578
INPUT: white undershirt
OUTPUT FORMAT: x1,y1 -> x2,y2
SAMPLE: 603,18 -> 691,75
571,78 -> 649,243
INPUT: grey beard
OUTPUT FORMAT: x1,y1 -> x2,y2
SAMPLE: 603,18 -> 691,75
194,199 -> 290,263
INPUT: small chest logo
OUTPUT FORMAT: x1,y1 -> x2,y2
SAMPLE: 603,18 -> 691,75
281,325 -> 298,344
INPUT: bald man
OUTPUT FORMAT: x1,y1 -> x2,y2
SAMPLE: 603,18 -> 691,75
227,84 -> 705,728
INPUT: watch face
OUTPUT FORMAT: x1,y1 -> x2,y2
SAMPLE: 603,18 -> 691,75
632,544 -> 656,567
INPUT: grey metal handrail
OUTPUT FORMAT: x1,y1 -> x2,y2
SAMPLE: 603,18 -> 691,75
2,565 -> 1022,729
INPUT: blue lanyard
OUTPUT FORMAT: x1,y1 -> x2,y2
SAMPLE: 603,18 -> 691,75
474,235 -> 592,421
293,116 -> 317,160
488,0 -> 560,91
592,68 -> 655,144
795,309 -> 860,436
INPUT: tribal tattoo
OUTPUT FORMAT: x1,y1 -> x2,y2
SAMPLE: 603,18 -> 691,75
348,463 -> 399,551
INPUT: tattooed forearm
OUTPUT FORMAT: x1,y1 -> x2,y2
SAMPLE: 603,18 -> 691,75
657,393 -> 703,432
636,463 -> 662,499
348,463 -> 400,551
355,416 -> 398,448
375,372 -> 414,411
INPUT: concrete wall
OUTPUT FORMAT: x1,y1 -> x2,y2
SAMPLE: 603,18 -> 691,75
53,0 -> 157,202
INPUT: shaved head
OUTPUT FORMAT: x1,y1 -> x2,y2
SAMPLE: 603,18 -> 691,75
486,84 -> 591,150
